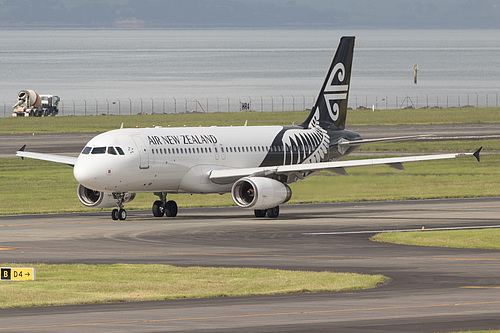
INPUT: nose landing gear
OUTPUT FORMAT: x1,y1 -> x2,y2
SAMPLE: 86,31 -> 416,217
111,193 -> 127,220
111,208 -> 127,220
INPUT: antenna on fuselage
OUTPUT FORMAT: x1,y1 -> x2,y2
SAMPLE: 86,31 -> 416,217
244,120 -> 248,126
120,123 -> 124,129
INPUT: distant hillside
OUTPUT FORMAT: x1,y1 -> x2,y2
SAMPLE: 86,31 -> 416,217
1,0 -> 499,29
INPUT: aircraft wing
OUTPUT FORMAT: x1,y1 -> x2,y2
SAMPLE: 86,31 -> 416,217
16,146 -> 77,166
209,148 -> 481,184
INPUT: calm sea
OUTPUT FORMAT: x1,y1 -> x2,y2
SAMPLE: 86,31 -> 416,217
1,29 -> 500,114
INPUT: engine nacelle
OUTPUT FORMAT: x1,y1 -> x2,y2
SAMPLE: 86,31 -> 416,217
231,177 -> 292,210
77,184 -> 135,208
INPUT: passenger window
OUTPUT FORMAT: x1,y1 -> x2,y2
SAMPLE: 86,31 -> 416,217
107,147 -> 117,155
91,147 -> 106,154
115,147 -> 125,155
82,147 -> 91,154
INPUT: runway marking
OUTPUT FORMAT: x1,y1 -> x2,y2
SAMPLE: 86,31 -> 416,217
1,301 -> 500,331
2,246 -> 500,262
304,225 -> 500,235
461,286 -> 500,289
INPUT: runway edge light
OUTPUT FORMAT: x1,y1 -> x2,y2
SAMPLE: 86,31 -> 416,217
1,267 -> 36,281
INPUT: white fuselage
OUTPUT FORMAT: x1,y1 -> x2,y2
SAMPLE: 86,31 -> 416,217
73,125 -> 324,194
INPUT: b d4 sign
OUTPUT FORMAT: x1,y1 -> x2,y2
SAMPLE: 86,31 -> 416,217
1,267 -> 36,281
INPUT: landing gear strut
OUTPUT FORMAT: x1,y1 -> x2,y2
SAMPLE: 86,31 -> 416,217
112,193 -> 127,220
153,192 -> 178,218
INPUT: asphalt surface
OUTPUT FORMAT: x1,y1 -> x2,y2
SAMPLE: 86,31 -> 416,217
1,123 -> 499,158
1,198 -> 500,332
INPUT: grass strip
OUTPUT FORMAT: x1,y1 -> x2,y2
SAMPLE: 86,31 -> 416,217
0,107 -> 499,134
371,229 -> 500,250
1,151 -> 498,215
0,264 -> 387,308
356,139 -> 500,152
446,331 -> 500,333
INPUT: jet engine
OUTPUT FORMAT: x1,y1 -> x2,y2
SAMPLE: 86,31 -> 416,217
231,177 -> 292,210
77,184 -> 135,208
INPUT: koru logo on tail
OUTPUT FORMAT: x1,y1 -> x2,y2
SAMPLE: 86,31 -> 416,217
324,62 -> 348,122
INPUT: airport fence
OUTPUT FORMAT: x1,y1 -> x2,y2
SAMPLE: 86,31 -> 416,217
2,92 -> 499,117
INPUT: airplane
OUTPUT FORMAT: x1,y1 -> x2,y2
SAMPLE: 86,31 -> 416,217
16,36 -> 481,220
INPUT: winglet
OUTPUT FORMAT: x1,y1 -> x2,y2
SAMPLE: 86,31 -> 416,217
473,147 -> 482,162
18,145 -> 26,159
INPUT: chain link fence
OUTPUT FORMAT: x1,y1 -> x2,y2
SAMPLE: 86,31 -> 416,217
2,92 -> 499,117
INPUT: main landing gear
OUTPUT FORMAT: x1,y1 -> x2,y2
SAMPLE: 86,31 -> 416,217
254,206 -> 279,218
152,192 -> 178,218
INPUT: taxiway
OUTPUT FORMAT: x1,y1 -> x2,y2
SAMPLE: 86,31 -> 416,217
0,198 -> 500,332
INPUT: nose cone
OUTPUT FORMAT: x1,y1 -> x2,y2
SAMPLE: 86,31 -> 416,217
74,156 -> 105,191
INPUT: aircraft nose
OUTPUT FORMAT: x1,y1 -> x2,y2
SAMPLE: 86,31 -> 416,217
74,158 -> 103,190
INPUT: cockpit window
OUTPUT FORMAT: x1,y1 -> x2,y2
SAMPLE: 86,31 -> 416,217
107,147 -> 117,155
91,147 -> 106,154
115,147 -> 125,155
82,147 -> 91,154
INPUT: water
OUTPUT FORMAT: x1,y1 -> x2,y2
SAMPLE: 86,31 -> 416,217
1,29 -> 500,115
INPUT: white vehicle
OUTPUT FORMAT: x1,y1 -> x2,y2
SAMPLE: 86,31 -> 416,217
17,36 -> 481,220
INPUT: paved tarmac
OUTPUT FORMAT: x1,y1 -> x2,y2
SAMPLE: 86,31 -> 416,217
1,198 -> 500,332
1,123 -> 499,158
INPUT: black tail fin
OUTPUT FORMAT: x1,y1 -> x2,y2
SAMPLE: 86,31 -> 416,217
301,36 -> 355,130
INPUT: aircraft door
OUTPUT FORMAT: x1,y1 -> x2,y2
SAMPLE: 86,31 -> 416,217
220,144 -> 226,160
131,136 -> 150,169
214,143 -> 219,160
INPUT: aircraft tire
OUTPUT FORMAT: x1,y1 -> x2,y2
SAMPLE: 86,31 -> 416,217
254,209 -> 266,218
118,209 -> 127,220
111,209 -> 119,220
266,206 -> 279,218
165,200 -> 178,217
152,200 -> 165,217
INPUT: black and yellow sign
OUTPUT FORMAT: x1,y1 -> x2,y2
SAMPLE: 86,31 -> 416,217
1,267 -> 36,281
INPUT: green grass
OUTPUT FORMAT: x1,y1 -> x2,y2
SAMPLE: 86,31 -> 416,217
0,107 -> 499,134
446,331 -> 500,333
348,107 -> 500,126
0,264 -> 387,308
371,229 -> 500,250
357,139 -> 500,152
0,152 -> 496,215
